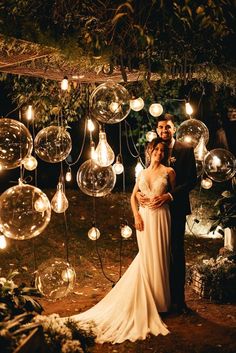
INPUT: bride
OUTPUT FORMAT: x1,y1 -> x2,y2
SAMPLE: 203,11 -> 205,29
71,138 -> 176,344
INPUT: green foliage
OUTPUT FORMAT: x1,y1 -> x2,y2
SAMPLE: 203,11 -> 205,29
210,190 -> 236,231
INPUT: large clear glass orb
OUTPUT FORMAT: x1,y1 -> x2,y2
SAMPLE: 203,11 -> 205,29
34,126 -> 72,163
77,159 -> 116,197
149,103 -> 163,117
204,148 -> 236,182
176,119 -> 209,148
35,258 -> 76,300
88,227 -> 100,240
0,118 -> 33,170
121,225 -> 132,239
90,82 -> 131,124
0,183 -> 51,240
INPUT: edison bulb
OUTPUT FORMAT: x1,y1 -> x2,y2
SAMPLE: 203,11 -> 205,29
51,182 -> 69,213
0,235 -> 7,249
201,178 -> 213,189
135,160 -> 144,179
121,225 -> 132,239
26,105 -> 34,121
87,119 -> 95,132
61,77 -> 68,90
130,97 -> 144,111
23,155 -> 38,171
149,103 -> 163,117
88,227 -> 100,240
65,168 -> 72,182
95,131 -> 115,167
185,102 -> 193,115
146,130 -> 157,142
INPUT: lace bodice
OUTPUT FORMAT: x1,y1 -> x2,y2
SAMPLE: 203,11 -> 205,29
138,169 -> 168,197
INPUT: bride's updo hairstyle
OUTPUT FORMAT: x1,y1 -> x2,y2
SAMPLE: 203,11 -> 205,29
145,137 -> 169,166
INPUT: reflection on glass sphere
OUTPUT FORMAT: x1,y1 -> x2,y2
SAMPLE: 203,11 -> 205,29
0,118 -> 33,170
35,258 -> 76,300
121,225 -> 132,239
146,130 -> 157,142
22,155 -> 38,171
88,227 -> 100,240
149,103 -> 163,117
196,160 -> 204,178
34,126 -> 72,163
176,119 -> 209,148
0,183 -> 51,240
90,82 -> 130,124
130,97 -> 144,111
201,178 -> 213,189
77,159 -> 116,197
194,137 -> 208,161
204,148 -> 236,182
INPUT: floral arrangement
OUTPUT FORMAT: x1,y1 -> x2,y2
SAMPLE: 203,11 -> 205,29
188,255 -> 236,302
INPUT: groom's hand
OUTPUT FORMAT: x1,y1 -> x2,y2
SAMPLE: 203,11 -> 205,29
148,193 -> 171,209
136,191 -> 150,207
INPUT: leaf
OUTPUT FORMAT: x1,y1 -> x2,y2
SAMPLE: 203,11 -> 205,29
111,13 -> 127,25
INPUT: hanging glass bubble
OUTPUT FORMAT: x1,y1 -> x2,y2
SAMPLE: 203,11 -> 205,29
0,181 -> 51,240
77,159 -> 116,197
0,118 -> 33,170
90,82 -> 131,124
204,148 -> 236,182
201,178 -> 213,189
88,227 -> 100,240
35,258 -> 76,300
34,126 -> 72,163
176,118 -> 209,148
149,103 -> 163,117
195,160 -> 204,178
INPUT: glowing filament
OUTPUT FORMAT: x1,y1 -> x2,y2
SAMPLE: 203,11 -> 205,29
51,182 -> 69,213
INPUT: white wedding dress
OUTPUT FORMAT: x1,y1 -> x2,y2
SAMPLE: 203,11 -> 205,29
72,169 -> 171,344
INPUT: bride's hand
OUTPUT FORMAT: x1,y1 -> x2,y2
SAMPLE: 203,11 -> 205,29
148,194 -> 171,209
134,213 -> 144,231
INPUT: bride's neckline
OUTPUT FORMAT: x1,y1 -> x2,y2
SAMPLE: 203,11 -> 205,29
143,164 -> 166,191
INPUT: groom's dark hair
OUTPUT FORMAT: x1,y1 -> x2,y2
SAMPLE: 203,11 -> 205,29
156,113 -> 175,125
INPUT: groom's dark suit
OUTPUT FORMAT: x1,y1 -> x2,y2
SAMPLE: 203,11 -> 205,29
168,140 -> 197,309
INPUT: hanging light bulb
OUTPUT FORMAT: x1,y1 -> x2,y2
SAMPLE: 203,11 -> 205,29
61,76 -> 69,91
95,130 -> 115,167
113,155 -> 124,175
61,268 -> 76,282
51,182 -> 69,213
109,102 -> 121,113
149,103 -> 163,117
135,159 -> 144,179
194,137 -> 208,161
34,195 -> 50,213
88,226 -> 100,240
22,155 -> 38,171
130,97 -> 144,111
87,119 -> 95,132
0,235 -> 7,249
185,102 -> 193,116
201,178 -> 213,189
26,105 -> 34,121
146,130 -> 157,142
65,167 -> 72,182
90,140 -> 97,161
121,225 -> 132,239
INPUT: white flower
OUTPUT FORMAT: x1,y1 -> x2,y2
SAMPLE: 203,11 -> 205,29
61,339 -> 83,353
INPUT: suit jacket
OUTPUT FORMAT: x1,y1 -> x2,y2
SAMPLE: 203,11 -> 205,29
169,140 -> 197,215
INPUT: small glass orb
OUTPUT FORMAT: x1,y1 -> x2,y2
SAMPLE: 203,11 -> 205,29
77,159 -> 116,197
95,131 -> 115,167
130,97 -> 144,111
201,178 -> 213,189
113,160 -> 124,175
121,225 -> 132,239
149,103 -> 163,117
65,169 -> 72,182
22,155 -> 38,171
0,183 -> 51,240
34,126 -> 72,163
35,258 -> 76,300
196,160 -> 204,178
51,182 -> 69,213
0,118 -> 33,170
88,226 -> 100,240
0,235 -> 7,249
204,148 -> 236,182
176,118 -> 209,148
146,130 -> 157,142
90,82 -> 131,124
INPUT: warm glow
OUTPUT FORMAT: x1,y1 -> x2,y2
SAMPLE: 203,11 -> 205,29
61,77 -> 69,91
87,119 -> 95,132
34,196 -> 49,213
113,158 -> 124,174
51,182 -> 69,213
194,137 -> 208,161
88,227 -> 100,240
185,102 -> 193,115
135,160 -> 144,179
121,225 -> 132,239
65,168 -> 72,182
149,103 -> 163,117
130,97 -> 144,112
201,178 -> 213,189
109,102 -> 120,113
61,268 -> 76,282
184,136 -> 192,144
95,131 -> 115,167
0,235 -> 7,249
146,130 -> 157,142
26,105 -> 34,121
212,155 -> 221,168
23,155 -> 38,171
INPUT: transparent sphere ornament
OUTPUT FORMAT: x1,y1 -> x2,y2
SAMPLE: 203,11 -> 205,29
195,160 -> 204,178
204,148 -> 236,182
89,81 -> 131,124
77,159 -> 116,197
176,119 -> 209,148
22,155 -> 38,171
0,182 -> 51,240
0,118 -> 33,170
88,226 -> 100,240
35,258 -> 76,300
34,126 -> 72,163
121,225 -> 132,239
149,103 -> 163,117
130,97 -> 144,111
201,178 -> 213,189
146,130 -> 157,142
95,131 -> 115,167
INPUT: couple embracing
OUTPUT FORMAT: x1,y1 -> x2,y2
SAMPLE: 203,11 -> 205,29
68,114 -> 197,344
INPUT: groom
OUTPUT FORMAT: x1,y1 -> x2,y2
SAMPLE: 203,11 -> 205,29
138,114 -> 197,313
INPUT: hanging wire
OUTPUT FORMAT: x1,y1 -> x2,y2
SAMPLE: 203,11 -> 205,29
65,118 -> 87,167
124,120 -> 140,158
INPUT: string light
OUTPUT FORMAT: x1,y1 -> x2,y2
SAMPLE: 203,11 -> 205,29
87,118 -> 95,132
88,226 -> 100,241
26,105 -> 34,121
61,76 -> 69,91
65,167 -> 72,182
146,130 -> 157,142
22,155 -> 38,171
121,225 -> 132,239
113,155 -> 124,175
201,178 -> 213,189
149,103 -> 163,117
0,235 -> 7,249
95,130 -> 115,167
130,97 -> 144,111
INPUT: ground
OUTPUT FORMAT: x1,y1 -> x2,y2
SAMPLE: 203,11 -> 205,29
1,185 -> 236,353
